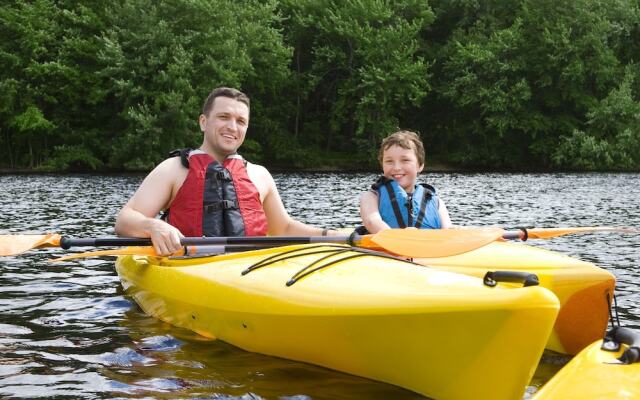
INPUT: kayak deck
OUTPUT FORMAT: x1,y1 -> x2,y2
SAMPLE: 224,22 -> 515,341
416,241 -> 615,354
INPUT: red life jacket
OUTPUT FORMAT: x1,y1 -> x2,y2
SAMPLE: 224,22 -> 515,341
166,149 -> 268,237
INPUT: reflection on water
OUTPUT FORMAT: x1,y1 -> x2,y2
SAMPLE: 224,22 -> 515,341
0,172 -> 638,399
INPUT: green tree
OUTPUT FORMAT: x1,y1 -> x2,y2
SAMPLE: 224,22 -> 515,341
0,0 -> 292,171
96,0 -> 292,170
0,1 -> 111,170
0,1 -> 61,168
2,0 -> 639,172
553,66 -> 640,170
426,0 -> 639,169
280,0 -> 434,164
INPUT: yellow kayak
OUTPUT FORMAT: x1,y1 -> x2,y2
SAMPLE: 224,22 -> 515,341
116,244 -> 559,400
533,326 -> 640,399
415,241 -> 615,355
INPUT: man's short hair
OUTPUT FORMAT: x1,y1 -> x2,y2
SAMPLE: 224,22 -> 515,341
202,87 -> 250,116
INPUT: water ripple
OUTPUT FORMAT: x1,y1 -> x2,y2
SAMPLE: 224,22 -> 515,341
0,172 -> 638,399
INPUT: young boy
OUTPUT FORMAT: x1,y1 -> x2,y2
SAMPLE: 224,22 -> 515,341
359,130 -> 452,234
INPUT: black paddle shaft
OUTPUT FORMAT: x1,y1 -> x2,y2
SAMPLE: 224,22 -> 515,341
59,235 -> 349,249
60,237 -> 153,248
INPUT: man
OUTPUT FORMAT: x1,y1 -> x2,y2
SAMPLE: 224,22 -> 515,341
115,87 -> 334,256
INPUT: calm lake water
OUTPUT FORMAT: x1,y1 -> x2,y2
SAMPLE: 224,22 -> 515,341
1,172 -> 639,399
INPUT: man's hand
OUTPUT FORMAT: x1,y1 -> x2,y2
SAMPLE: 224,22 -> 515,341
147,219 -> 184,256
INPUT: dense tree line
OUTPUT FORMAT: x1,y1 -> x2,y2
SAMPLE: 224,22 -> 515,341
1,0 -> 639,171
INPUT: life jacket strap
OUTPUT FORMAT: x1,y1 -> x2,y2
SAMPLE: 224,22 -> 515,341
414,184 -> 434,228
168,148 -> 193,168
382,179 -> 406,228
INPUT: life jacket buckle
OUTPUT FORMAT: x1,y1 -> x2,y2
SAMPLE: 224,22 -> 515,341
215,169 -> 232,181
204,200 -> 237,213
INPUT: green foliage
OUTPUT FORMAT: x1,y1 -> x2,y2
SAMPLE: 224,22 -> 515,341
96,0 -> 291,169
239,139 -> 264,164
1,0 -> 640,171
427,0 -> 640,169
279,0 -> 434,157
262,131 -> 321,168
10,106 -> 55,133
553,130 -> 614,170
0,0 -> 291,171
41,144 -> 104,172
553,66 -> 640,170
0,0 -> 111,168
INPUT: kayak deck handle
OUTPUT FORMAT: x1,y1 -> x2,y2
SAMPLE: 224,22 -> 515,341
483,271 -> 540,288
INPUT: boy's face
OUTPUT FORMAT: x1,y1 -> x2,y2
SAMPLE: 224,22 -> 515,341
381,144 -> 424,192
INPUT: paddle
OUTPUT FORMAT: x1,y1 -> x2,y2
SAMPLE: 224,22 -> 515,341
502,226 -> 637,240
48,225 -> 638,261
0,228 -> 505,259
50,244 -> 265,262
2,226 -> 635,260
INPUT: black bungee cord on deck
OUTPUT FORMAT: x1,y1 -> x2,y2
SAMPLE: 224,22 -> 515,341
241,244 -> 351,275
607,291 -> 622,329
285,247 -> 418,286
240,243 -> 418,286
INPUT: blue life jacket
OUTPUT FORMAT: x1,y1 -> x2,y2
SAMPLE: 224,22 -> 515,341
372,176 -> 441,229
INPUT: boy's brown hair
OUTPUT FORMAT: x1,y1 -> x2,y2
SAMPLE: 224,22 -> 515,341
378,130 -> 425,167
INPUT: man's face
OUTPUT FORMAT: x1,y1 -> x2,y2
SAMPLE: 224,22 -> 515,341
199,96 -> 249,158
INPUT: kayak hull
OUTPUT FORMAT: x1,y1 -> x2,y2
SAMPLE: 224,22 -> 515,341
116,244 -> 559,400
533,338 -> 640,399
416,241 -> 615,355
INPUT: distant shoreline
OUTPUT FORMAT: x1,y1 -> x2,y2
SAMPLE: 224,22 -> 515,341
0,161 -> 464,174
2,162 -> 638,174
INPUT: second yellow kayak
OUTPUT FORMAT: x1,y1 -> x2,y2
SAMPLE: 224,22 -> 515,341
533,326 -> 640,399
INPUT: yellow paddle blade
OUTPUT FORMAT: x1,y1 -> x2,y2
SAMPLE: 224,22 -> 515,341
0,233 -> 62,256
370,227 -> 504,258
526,226 -> 638,239
49,246 -> 185,262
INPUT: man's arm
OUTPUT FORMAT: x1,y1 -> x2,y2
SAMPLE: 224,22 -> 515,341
115,157 -> 184,255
